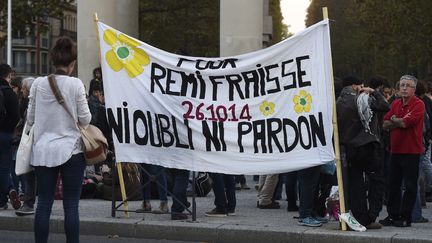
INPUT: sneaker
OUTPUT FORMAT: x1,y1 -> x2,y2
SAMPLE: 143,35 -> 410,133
136,201 -> 151,213
152,201 -> 169,214
240,183 -> 250,190
258,201 -> 280,209
298,217 -> 322,227
235,183 -> 241,190
171,213 -> 188,220
339,212 -> 366,232
15,204 -> 34,216
9,189 -> 21,210
205,208 -> 227,217
314,216 -> 329,224
365,222 -> 382,229
378,216 -> 394,226
227,209 -> 236,216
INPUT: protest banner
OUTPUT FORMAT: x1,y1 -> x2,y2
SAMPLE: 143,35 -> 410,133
97,19 -> 335,175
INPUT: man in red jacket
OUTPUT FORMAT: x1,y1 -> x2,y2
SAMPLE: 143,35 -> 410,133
380,75 -> 425,227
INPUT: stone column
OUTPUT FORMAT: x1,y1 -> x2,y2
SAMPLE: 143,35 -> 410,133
220,0 -> 263,57
77,0 -> 138,91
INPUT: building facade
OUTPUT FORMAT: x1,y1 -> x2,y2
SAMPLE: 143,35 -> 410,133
1,0 -> 77,77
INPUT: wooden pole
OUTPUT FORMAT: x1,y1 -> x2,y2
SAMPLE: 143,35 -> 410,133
322,7 -> 347,231
93,13 -> 129,217
116,163 -> 129,217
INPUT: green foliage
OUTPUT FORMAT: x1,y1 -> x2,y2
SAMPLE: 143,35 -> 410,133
306,0 -> 432,83
270,0 -> 291,43
0,0 -> 69,46
139,0 -> 219,57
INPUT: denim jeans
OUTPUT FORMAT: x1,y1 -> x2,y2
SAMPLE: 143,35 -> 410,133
0,132 -> 13,205
34,153 -> 86,243
210,173 -> 236,212
140,164 -> 167,201
421,145 -> 432,193
297,165 -> 321,218
170,169 -> 189,213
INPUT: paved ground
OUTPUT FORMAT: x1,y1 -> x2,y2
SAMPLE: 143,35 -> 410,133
0,177 -> 431,243
0,230 -> 196,243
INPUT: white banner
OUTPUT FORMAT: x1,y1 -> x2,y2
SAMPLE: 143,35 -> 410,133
98,20 -> 335,175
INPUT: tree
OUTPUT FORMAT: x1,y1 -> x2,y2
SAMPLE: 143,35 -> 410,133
0,0 -> 70,45
305,0 -> 432,83
270,0 -> 291,44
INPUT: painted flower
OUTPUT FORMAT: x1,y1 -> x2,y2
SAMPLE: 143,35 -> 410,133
259,101 -> 275,117
293,90 -> 312,113
103,29 -> 150,78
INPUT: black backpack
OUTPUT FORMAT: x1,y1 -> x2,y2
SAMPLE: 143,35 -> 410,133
0,85 -> 10,124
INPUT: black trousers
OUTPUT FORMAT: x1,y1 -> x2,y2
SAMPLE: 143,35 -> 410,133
387,153 -> 420,222
346,142 -> 385,226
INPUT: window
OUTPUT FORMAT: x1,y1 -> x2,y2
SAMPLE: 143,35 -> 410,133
13,51 -> 26,73
30,52 -> 36,73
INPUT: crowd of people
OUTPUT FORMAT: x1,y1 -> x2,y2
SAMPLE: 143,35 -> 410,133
0,36 -> 432,242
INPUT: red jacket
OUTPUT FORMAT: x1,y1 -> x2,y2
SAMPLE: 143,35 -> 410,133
384,96 -> 425,154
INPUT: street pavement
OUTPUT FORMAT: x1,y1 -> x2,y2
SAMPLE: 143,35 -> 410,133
0,177 -> 431,243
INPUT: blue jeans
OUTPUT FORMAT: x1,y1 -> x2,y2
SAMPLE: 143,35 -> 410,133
297,165 -> 321,218
0,132 -> 13,205
209,173 -> 236,212
140,164 -> 167,201
34,153 -> 86,243
421,145 -> 432,193
170,169 -> 189,213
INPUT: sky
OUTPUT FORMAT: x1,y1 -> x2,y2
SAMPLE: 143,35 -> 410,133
280,0 -> 310,34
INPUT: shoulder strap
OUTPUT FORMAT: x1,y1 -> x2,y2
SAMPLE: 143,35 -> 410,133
48,74 -> 74,120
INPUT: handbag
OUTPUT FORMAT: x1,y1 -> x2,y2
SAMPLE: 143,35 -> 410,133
191,172 -> 212,197
15,122 -> 34,175
48,74 -> 108,165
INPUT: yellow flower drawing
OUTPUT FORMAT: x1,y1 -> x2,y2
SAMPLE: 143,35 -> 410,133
103,29 -> 150,78
293,90 -> 312,113
260,101 -> 275,116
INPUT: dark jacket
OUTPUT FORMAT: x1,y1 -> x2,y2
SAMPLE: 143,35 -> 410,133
0,78 -> 19,133
337,86 -> 390,147
88,95 -> 102,125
